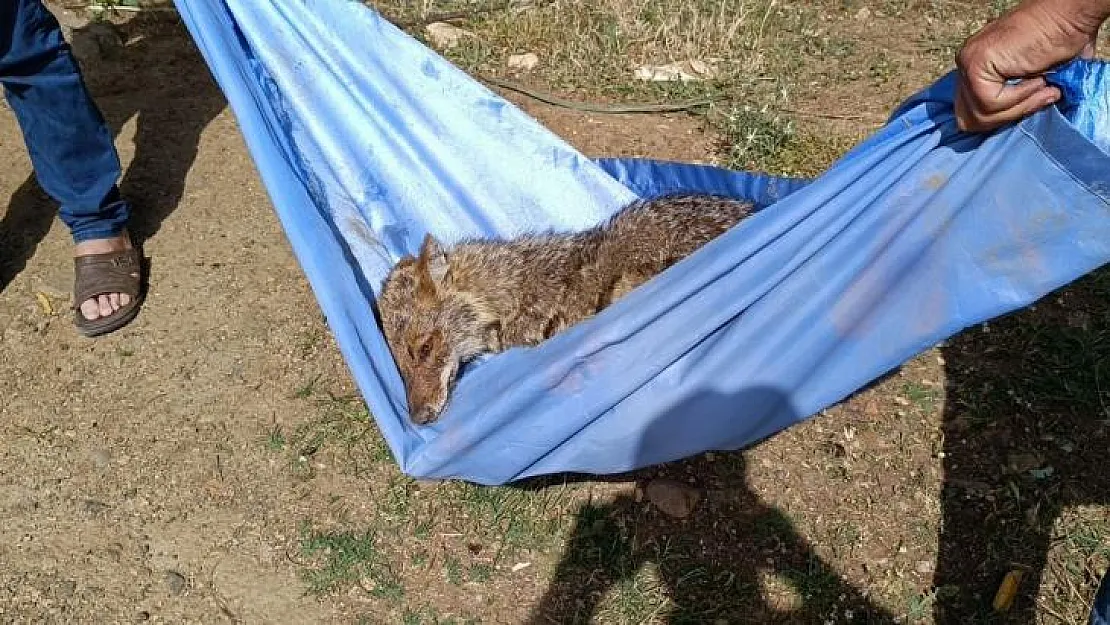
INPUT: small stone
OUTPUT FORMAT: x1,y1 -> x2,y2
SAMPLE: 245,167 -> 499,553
855,7 -> 871,20
1007,452 -> 1041,473
424,22 -> 470,50
46,1 -> 89,31
645,478 -> 702,518
83,499 -> 111,516
633,59 -> 717,82
687,59 -> 711,75
92,449 -> 111,468
916,560 -> 935,574
164,570 -> 187,596
507,52 -> 539,72
1067,311 -> 1091,329
68,21 -> 124,64
54,580 -> 77,600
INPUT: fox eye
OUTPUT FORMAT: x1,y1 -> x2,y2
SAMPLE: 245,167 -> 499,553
418,341 -> 432,361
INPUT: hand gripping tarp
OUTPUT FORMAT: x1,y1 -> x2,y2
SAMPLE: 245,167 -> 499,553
175,0 -> 1110,485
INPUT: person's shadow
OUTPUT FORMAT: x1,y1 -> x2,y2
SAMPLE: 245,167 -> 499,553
520,387 -> 899,624
517,272 -> 1110,624
0,11 -> 226,291
929,266 -> 1110,623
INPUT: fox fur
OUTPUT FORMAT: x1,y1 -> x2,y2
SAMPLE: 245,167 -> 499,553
377,193 -> 755,424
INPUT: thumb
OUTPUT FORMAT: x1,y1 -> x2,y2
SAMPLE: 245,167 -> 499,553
1009,85 -> 1063,120
1083,39 -> 1098,59
957,85 -> 1060,132
1082,25 -> 1099,58
971,74 -> 1048,115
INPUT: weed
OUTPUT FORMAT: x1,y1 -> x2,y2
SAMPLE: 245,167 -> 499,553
594,563 -> 670,624
904,587 -> 936,622
294,374 -> 321,399
753,511 -> 797,546
717,104 -> 794,171
286,390 -> 392,477
786,554 -> 844,609
903,381 -> 940,413
444,555 -> 463,585
298,521 -> 405,601
266,424 -> 286,451
448,482 -> 572,555
400,605 -> 480,625
468,563 -> 493,583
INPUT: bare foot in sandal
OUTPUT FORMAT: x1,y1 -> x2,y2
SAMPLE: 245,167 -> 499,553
73,231 -> 144,337
75,233 -> 134,320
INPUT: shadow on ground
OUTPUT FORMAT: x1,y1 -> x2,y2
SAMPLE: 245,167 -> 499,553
520,388 -> 899,624
0,13 -> 225,291
520,263 -> 1110,624
932,266 -> 1110,623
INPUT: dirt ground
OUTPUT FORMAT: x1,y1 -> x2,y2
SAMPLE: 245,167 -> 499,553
2,2 -> 1110,624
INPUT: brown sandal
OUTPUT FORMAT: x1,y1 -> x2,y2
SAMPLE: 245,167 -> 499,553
72,247 -> 145,337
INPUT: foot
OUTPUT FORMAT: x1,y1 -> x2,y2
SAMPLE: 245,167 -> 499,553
74,232 -> 134,321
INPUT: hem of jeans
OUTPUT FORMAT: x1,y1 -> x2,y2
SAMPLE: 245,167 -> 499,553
70,225 -> 129,244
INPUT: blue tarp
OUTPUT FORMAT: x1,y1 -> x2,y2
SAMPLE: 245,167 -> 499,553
175,0 -> 1110,485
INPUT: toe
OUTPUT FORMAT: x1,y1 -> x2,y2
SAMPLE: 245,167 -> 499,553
98,295 -> 113,318
120,293 -> 131,307
80,299 -> 101,321
109,293 -> 121,311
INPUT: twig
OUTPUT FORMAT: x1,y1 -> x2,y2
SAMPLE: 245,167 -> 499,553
480,75 -> 889,126
85,4 -> 176,13
478,74 -> 713,114
1035,599 -> 1074,623
378,0 -> 549,30
776,106 -> 886,123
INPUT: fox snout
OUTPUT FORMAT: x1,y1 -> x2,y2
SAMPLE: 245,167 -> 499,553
406,386 -> 441,425
405,367 -> 453,425
410,405 -> 438,425
407,390 -> 446,425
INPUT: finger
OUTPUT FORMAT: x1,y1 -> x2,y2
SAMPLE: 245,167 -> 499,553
954,85 -> 978,131
959,86 -> 1060,132
1082,31 -> 1098,58
967,74 -> 1048,115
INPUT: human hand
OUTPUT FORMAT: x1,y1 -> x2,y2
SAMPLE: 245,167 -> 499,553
954,0 -> 1109,132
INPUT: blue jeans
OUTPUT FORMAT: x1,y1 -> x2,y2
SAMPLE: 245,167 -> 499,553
1092,571 -> 1110,625
1,0 -> 129,243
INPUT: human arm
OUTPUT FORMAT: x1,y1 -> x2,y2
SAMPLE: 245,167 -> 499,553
954,0 -> 1110,132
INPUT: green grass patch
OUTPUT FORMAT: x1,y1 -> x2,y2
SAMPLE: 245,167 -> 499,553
298,521 -> 405,601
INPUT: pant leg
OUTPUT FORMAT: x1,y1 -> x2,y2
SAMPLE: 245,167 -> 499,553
1091,570 -> 1110,625
0,0 -> 129,243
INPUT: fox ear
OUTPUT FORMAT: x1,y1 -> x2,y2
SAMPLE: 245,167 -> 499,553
414,234 -> 449,301
418,233 -> 450,283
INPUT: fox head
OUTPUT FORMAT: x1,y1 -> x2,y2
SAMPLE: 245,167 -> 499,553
377,234 -> 500,424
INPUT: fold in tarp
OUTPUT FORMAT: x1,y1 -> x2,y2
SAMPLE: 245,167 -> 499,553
175,0 -> 1110,485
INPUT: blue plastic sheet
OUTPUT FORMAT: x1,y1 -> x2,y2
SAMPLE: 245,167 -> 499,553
175,0 -> 1110,485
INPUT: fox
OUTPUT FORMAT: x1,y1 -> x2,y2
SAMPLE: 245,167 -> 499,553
377,193 -> 755,425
